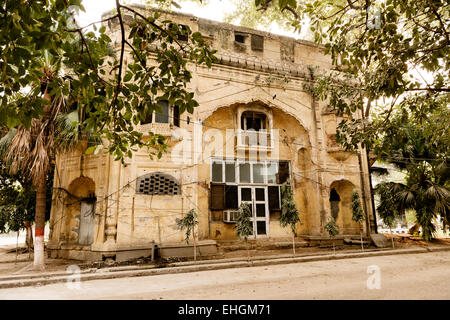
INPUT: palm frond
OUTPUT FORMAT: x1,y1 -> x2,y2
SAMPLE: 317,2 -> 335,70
0,128 -> 17,158
54,110 -> 81,152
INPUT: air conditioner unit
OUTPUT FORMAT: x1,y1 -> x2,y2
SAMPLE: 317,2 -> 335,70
223,210 -> 240,223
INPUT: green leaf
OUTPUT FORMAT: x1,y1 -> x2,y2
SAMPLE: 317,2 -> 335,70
85,146 -> 96,155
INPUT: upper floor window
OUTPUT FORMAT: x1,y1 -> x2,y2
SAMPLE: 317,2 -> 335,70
237,109 -> 272,148
211,159 -> 289,185
235,32 -> 246,44
251,34 -> 264,51
141,100 -> 180,127
241,111 -> 267,131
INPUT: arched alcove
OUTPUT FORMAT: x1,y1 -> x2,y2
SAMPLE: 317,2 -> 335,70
329,180 -> 359,235
66,176 -> 96,245
329,188 -> 341,220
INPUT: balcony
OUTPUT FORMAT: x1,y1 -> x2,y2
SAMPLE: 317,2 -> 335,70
236,129 -> 273,152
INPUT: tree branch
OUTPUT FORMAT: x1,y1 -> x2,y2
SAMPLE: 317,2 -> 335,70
321,3 -> 351,20
347,0 -> 362,10
111,0 -> 126,112
380,94 -> 399,126
406,88 -> 450,92
281,5 -> 299,20
65,15 -> 119,32
124,40 -> 152,76
62,1 -> 112,87
428,0 -> 449,43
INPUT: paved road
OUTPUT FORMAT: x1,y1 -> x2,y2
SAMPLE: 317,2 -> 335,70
0,251 -> 449,299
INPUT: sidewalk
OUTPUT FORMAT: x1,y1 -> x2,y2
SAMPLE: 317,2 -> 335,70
1,238 -> 450,289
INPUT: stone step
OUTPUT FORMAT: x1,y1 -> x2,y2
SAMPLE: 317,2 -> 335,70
218,240 -> 310,252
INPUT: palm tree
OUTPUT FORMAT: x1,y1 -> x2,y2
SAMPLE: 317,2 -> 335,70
0,59 -> 99,269
375,119 -> 450,242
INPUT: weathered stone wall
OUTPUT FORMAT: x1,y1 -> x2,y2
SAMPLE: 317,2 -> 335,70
48,7 -> 374,259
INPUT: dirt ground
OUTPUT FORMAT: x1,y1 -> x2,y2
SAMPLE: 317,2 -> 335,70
1,250 -> 449,300
0,234 -> 448,276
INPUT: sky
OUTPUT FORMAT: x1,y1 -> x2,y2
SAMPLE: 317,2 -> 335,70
76,0 -> 301,38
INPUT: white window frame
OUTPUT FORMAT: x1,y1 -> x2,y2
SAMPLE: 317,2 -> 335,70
141,103 -> 180,126
236,105 -> 274,151
211,158 -> 288,186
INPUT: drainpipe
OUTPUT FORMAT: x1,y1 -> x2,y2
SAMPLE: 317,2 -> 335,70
358,99 -> 375,237
366,148 -> 378,233
308,68 -> 326,235
357,149 -> 371,237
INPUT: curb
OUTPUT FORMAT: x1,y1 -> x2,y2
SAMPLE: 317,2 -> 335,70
0,246 -> 449,289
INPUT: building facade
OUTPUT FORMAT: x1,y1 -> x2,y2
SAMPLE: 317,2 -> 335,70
47,7 -> 375,261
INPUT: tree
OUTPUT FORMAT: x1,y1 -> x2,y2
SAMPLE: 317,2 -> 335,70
0,94 -> 92,269
351,190 -> 365,251
0,160 -> 55,255
176,208 -> 199,261
1,0 -> 216,161
224,0 -> 293,31
280,179 -> 300,256
246,0 -> 448,153
1,1 -> 216,269
374,102 -> 449,242
234,202 -> 253,260
324,217 -> 339,254
0,163 -> 35,250
241,0 -> 449,241
0,54 -> 99,269
376,182 -> 401,248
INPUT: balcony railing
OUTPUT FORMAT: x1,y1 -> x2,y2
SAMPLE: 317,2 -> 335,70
236,129 -> 273,151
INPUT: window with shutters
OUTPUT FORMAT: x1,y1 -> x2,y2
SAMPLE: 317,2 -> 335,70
225,185 -> 238,209
136,173 -> 180,195
251,34 -> 264,51
268,186 -> 281,211
210,183 -> 225,210
278,161 -> 290,184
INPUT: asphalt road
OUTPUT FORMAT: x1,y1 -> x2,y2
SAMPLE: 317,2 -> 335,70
0,251 -> 449,299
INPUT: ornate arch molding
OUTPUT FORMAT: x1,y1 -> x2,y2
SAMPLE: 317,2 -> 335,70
199,96 -> 311,135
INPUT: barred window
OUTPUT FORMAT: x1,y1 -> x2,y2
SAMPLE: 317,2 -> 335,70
136,173 -> 180,195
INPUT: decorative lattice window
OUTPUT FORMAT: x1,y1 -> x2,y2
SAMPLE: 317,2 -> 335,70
136,173 -> 180,195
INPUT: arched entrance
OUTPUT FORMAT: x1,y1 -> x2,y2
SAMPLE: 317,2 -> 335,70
67,176 -> 96,245
329,180 -> 359,235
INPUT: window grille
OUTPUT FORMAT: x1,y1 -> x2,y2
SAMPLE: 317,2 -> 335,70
136,173 -> 180,195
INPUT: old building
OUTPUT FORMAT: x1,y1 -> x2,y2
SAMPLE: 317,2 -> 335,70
47,6 -> 375,261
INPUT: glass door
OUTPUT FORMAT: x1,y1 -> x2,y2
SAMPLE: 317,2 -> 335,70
238,186 -> 269,238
